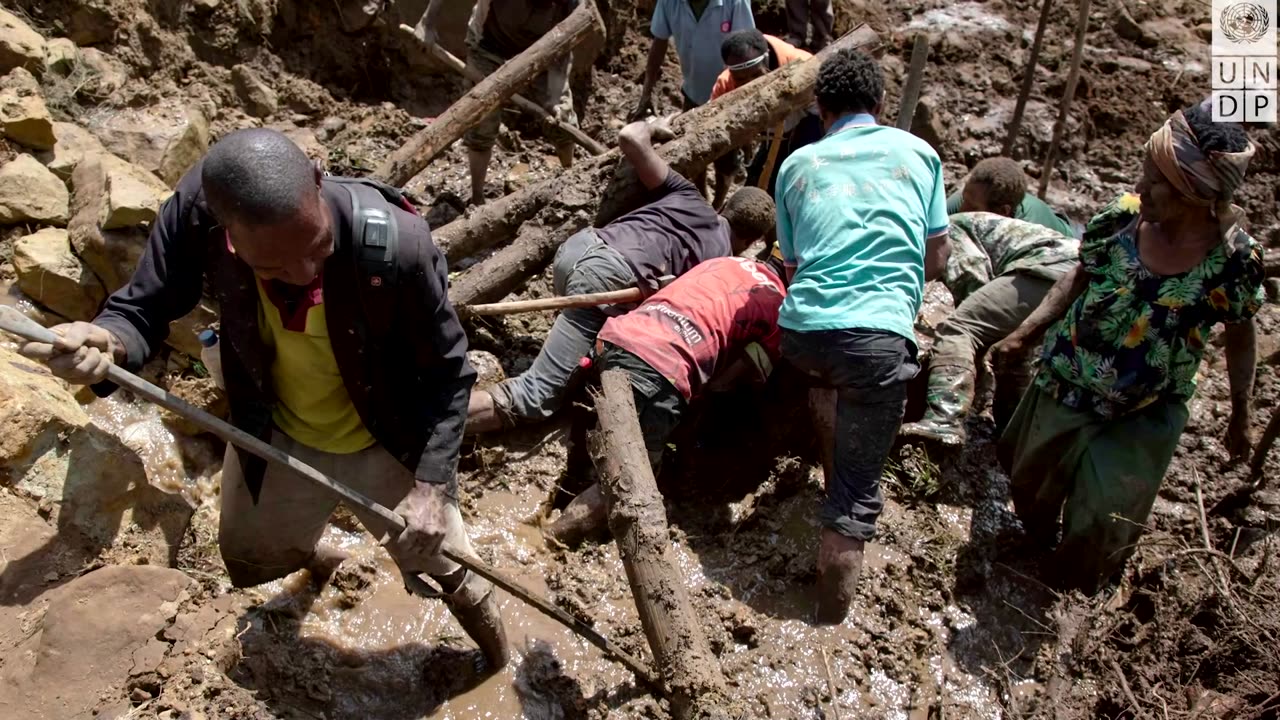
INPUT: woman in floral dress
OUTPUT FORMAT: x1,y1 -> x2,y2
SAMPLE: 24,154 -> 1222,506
990,103 -> 1263,593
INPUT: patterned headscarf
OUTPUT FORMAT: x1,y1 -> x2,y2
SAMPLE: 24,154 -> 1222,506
1144,109 -> 1255,213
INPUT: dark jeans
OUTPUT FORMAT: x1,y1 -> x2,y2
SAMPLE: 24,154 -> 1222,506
598,343 -> 686,470
782,328 -> 920,540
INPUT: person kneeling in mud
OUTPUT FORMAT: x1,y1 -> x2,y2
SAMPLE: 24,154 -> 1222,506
546,255 -> 788,546
899,213 -> 1079,447
466,117 -> 777,433
994,104 -> 1262,593
947,156 -> 1076,237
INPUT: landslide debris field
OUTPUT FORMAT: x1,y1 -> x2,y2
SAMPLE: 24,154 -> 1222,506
0,0 -> 1277,718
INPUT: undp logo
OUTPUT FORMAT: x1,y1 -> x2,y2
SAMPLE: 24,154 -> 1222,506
1221,2 -> 1271,42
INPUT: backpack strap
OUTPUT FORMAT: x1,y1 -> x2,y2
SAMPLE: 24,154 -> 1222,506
336,179 -> 410,343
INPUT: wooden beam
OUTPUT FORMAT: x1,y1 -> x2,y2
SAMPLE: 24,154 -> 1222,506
896,34 -> 929,131
1037,0 -> 1091,198
399,25 -> 607,156
592,369 -> 733,720
1002,0 -> 1056,155
449,212 -> 591,307
376,1 -> 604,186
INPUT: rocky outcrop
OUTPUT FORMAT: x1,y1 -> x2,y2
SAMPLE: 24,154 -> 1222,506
0,67 -> 55,150
77,47 -> 128,99
36,120 -> 107,179
12,227 -> 106,321
0,154 -> 70,225
101,156 -> 171,229
0,8 -> 46,76
86,100 -> 210,187
0,347 -> 192,564
232,65 -> 278,118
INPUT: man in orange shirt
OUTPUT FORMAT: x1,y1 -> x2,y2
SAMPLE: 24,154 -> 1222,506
710,30 -> 823,203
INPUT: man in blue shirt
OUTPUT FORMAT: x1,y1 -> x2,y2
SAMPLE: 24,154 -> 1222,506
775,49 -> 950,624
634,0 -> 755,116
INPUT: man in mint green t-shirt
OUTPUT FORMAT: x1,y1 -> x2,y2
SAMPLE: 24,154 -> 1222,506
775,49 -> 950,624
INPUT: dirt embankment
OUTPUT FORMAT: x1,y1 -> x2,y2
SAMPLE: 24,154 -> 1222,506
0,0 -> 1275,719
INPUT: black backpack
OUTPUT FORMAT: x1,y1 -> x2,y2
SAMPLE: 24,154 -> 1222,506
326,176 -> 422,339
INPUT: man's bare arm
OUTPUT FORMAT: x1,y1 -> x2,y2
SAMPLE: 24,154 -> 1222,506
924,233 -> 951,282
618,120 -> 672,191
633,38 -> 669,119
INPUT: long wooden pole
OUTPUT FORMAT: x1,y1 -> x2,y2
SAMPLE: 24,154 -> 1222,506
896,34 -> 930,131
1002,0 -> 1056,155
592,369 -> 732,719
461,286 -> 641,318
399,25 -> 607,156
1037,0 -> 1091,199
0,306 -> 658,689
376,1 -> 603,186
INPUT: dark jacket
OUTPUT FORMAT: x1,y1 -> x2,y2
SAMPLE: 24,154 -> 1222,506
93,161 -> 474,496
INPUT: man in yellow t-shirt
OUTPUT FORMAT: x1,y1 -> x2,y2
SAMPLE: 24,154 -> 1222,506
22,129 -> 509,673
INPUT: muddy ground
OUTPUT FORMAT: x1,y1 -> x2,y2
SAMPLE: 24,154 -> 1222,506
0,0 -> 1278,718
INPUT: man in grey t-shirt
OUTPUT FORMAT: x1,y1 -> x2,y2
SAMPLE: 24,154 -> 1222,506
466,117 -> 778,432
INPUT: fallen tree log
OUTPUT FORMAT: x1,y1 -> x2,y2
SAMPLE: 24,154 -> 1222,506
592,370 -> 733,720
434,25 -> 881,266
460,284 -> 640,318
399,25 -> 607,156
376,1 -> 604,186
449,211 -> 591,307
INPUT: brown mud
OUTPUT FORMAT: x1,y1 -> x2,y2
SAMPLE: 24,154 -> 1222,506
0,0 -> 1277,718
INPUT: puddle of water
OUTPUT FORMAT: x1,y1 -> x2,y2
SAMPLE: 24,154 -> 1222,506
84,394 -> 218,505
906,3 -> 1012,34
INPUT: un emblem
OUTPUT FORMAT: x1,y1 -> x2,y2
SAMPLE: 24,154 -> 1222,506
1220,2 -> 1271,42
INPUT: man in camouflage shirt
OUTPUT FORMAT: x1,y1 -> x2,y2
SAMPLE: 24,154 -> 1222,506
900,212 -> 1078,445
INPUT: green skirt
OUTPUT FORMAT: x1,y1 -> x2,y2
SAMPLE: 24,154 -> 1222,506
998,384 -> 1189,593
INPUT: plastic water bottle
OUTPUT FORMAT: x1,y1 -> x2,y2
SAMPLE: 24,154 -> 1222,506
198,329 -> 225,390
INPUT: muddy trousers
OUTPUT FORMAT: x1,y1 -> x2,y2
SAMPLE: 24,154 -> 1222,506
219,431 -> 487,601
785,0 -> 834,50
998,385 -> 1188,593
926,273 -> 1056,431
783,328 -> 920,540
490,229 -> 637,424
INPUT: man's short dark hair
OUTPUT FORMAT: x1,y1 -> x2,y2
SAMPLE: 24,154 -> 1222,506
721,29 -> 769,63
967,157 -> 1027,212
1182,103 -> 1250,154
723,187 -> 775,240
815,49 -> 884,117
202,128 -> 317,226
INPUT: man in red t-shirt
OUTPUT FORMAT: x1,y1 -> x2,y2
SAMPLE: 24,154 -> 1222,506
547,255 -> 788,545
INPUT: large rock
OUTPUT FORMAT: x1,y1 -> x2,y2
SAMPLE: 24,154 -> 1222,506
86,100 -> 209,187
0,67 -> 55,149
101,157 -> 171,229
68,153 -> 156,291
0,347 -> 192,563
0,566 -> 196,719
232,64 -> 278,118
0,154 -> 70,225
64,0 -> 123,47
167,298 -> 219,358
36,121 -> 107,180
0,8 -> 46,76
12,227 -> 106,320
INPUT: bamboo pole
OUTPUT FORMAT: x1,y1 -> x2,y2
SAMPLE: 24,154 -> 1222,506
460,286 -> 641,318
1002,0 -> 1056,155
1037,0 -> 1092,199
896,34 -> 930,131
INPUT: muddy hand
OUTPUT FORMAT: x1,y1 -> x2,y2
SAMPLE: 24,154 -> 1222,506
990,335 -> 1030,377
390,483 -> 451,568
19,321 -> 120,385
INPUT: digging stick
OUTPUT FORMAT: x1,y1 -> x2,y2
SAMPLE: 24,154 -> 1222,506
399,25 -> 607,157
896,34 -> 929,131
755,122 -> 786,191
1251,405 -> 1280,484
460,287 -> 642,318
0,306 -> 659,690
1002,0 -> 1056,155
1037,0 -> 1091,199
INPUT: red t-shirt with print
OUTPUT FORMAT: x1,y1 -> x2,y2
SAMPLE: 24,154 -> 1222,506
597,256 -> 786,400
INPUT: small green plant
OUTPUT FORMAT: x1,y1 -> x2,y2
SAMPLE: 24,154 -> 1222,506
883,443 -> 943,502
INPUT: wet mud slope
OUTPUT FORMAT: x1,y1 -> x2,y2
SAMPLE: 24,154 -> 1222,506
0,0 -> 1276,718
